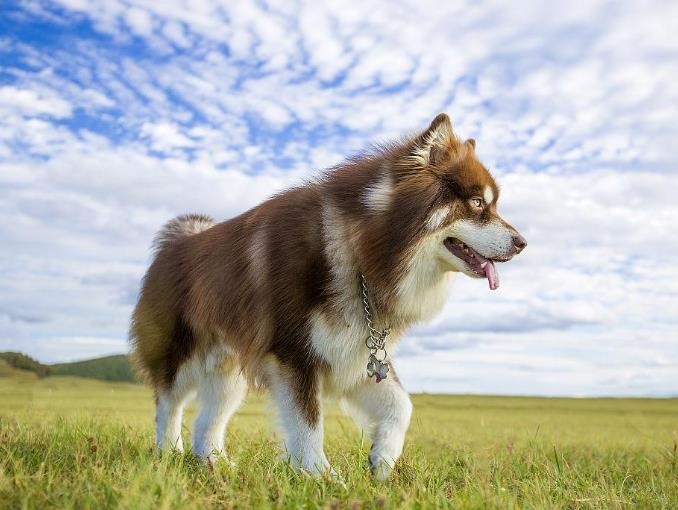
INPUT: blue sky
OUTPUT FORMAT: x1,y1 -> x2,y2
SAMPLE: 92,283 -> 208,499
1,0 -> 677,396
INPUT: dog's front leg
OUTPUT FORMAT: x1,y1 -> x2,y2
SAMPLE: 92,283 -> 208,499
344,374 -> 412,480
267,360 -> 330,476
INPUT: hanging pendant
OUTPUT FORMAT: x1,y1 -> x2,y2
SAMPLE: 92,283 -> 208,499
375,361 -> 389,383
366,351 -> 389,383
366,353 -> 377,377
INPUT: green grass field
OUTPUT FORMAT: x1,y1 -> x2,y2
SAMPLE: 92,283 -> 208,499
1,375 -> 676,509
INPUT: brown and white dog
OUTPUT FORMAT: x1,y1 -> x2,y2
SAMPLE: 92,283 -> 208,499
130,113 -> 526,479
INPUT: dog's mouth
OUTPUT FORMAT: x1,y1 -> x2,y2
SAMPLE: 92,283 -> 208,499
443,237 -> 499,290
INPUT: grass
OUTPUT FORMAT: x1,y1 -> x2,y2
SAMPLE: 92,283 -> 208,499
1,376 -> 676,509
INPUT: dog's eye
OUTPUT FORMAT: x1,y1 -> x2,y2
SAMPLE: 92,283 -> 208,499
470,197 -> 484,209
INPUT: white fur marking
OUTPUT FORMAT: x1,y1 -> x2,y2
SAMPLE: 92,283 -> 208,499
362,173 -> 393,212
153,215 -> 215,254
180,217 -> 214,235
484,185 -> 494,205
426,206 -> 450,231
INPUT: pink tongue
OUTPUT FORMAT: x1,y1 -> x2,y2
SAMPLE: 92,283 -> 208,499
481,260 -> 499,290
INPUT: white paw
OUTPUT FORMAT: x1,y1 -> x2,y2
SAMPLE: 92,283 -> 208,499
207,453 -> 236,468
157,439 -> 184,454
197,448 -> 236,470
329,468 -> 347,488
285,453 -> 332,478
369,450 -> 395,481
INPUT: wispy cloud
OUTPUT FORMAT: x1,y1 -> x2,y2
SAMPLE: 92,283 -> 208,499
0,0 -> 677,394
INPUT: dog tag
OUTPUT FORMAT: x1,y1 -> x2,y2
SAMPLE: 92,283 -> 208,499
375,361 -> 389,383
366,354 -> 377,377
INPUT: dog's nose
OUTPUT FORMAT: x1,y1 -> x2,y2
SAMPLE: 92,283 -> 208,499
512,233 -> 527,254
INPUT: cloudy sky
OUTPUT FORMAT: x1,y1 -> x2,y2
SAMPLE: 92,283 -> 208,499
1,0 -> 677,396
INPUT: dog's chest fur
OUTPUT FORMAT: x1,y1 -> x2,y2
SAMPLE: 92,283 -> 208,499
309,310 -> 374,394
309,272 -> 451,395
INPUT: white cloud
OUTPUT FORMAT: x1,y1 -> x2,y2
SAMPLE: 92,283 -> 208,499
0,85 -> 72,118
162,20 -> 191,49
124,7 -> 153,37
140,121 -> 194,151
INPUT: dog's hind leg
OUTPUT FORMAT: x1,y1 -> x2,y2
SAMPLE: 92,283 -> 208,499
191,358 -> 247,465
343,374 -> 412,480
266,359 -> 330,476
155,383 -> 195,453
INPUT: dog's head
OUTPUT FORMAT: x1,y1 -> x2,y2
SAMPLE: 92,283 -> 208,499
398,113 -> 526,290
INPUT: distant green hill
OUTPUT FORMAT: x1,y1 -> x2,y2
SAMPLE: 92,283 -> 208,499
0,359 -> 39,380
51,355 -> 134,382
0,352 -> 50,377
0,352 -> 135,382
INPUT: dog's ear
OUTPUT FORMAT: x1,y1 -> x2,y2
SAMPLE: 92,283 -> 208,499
410,113 -> 466,167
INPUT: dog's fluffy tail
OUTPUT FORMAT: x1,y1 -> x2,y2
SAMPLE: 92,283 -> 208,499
152,213 -> 215,254
130,214 -> 215,387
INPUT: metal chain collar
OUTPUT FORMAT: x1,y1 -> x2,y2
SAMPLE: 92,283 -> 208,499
360,273 -> 391,383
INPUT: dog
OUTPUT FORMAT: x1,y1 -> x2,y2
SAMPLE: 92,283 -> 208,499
130,113 -> 526,479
